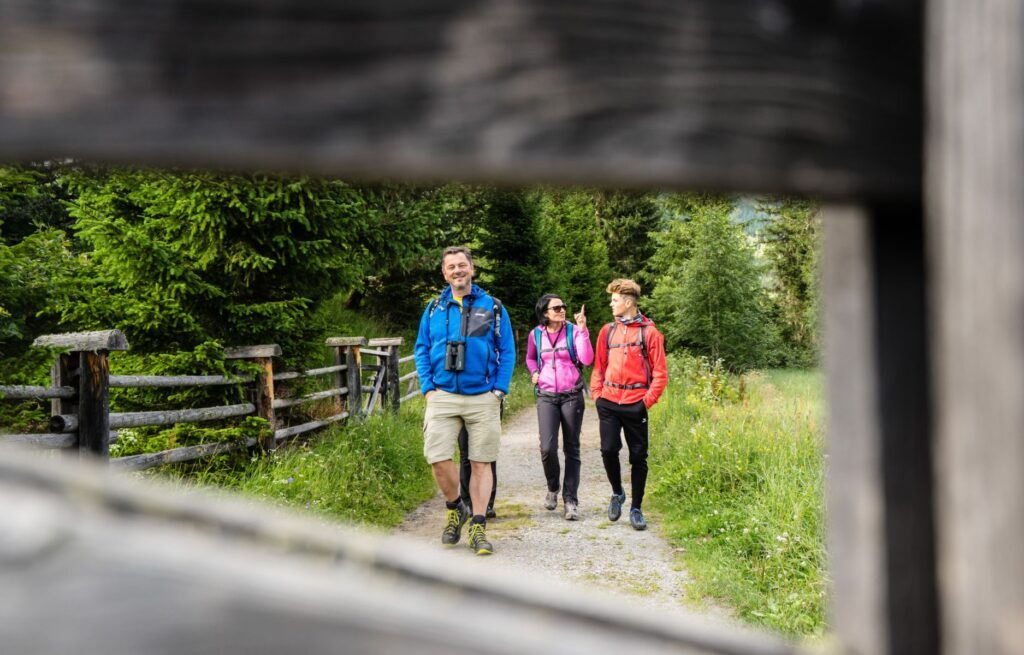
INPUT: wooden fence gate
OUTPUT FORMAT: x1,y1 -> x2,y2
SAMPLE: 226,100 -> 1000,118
1,2 -> 1020,654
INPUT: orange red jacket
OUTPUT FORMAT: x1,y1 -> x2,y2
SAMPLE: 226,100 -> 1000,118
589,316 -> 668,408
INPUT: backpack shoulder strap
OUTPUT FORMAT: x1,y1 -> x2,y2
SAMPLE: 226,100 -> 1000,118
565,323 -> 578,365
533,327 -> 543,370
491,297 -> 503,340
427,295 -> 443,318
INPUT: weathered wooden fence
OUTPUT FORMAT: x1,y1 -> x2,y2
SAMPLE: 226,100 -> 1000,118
7,0 -> 1024,653
0,330 -> 417,470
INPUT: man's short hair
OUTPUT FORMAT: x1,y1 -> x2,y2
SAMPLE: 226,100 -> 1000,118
441,246 -> 473,267
607,278 -> 641,299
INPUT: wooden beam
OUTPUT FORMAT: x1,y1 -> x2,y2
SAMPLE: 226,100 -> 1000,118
32,330 -> 128,352
325,337 -> 367,348
0,1 -> 920,199
224,345 -> 282,360
822,203 -> 939,655
78,352 -> 112,460
367,338 -> 404,347
0,451 -> 801,655
928,1 -> 1024,652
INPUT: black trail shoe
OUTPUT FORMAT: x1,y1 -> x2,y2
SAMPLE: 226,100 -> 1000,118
441,502 -> 470,546
468,523 -> 494,556
607,492 -> 626,522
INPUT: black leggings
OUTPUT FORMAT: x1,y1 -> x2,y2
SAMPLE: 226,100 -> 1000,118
595,398 -> 649,510
536,390 -> 584,503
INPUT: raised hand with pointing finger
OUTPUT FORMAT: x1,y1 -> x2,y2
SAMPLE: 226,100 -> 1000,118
574,304 -> 587,329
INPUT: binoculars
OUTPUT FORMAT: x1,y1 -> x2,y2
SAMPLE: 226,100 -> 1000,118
444,340 -> 466,372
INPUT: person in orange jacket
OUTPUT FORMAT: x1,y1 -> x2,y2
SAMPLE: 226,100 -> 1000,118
589,278 -> 668,530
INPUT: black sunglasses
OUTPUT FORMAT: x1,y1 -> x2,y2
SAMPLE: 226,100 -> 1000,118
547,304 -> 568,312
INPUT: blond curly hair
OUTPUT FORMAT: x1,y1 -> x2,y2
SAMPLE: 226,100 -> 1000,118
606,278 -> 641,298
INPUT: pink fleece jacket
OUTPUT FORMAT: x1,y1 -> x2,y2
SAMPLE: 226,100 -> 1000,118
525,324 -> 595,393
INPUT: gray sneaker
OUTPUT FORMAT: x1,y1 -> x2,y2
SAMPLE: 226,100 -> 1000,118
608,492 -> 626,522
544,491 -> 558,511
564,501 -> 579,521
629,507 -> 648,531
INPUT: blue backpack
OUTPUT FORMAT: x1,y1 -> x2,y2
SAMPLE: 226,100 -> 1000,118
533,323 -> 582,372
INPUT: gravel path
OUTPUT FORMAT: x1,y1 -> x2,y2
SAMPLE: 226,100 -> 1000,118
396,400 -> 718,616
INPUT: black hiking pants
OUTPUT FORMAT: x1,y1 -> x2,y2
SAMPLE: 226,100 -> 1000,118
536,389 -> 585,504
595,398 -> 649,510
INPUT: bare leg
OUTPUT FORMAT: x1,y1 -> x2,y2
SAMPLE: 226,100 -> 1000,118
431,460 -> 460,502
469,460 -> 494,517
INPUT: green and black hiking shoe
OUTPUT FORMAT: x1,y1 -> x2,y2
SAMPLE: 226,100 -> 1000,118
441,502 -> 470,546
467,523 -> 494,556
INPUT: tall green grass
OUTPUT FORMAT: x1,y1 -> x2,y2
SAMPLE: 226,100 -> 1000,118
162,366 -> 535,527
647,356 -> 826,638
164,404 -> 435,527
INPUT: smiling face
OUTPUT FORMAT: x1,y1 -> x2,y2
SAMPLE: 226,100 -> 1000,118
544,297 -> 566,326
442,252 -> 474,296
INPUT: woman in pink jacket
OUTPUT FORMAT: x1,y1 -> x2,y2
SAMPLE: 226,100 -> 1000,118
526,294 -> 594,520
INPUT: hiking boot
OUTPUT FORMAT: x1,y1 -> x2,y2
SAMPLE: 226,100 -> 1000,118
607,492 -> 626,522
486,506 -> 497,519
544,491 -> 558,511
564,501 -> 579,521
467,523 -> 494,556
629,507 -> 648,531
441,502 -> 470,546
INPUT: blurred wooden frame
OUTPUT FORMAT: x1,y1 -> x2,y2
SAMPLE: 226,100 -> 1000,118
1,2 -> 1019,654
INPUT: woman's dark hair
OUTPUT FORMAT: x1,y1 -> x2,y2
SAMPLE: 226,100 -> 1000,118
535,294 -> 562,326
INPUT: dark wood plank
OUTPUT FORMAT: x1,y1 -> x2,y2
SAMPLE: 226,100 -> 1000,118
928,1 -> 1024,652
822,203 -> 939,655
52,353 -> 79,458
0,0 -> 920,199
78,352 -> 111,460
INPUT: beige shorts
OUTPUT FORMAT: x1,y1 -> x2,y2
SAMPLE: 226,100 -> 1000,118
423,390 -> 502,464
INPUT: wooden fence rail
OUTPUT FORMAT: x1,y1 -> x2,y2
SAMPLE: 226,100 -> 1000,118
1,331 -> 413,471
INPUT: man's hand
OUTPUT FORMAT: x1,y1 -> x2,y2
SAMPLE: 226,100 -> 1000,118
574,304 -> 587,329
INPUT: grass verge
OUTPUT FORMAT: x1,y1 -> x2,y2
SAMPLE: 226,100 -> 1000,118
647,356 -> 826,638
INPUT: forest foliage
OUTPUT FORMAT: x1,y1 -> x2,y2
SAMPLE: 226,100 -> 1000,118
1,162 -> 820,393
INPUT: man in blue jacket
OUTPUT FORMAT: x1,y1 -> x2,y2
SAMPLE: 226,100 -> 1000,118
414,246 -> 515,556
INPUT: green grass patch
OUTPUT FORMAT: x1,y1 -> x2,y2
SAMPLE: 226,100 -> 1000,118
647,355 -> 825,638
161,403 -> 436,528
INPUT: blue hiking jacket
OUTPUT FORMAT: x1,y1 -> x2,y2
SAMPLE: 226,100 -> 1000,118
414,284 -> 515,396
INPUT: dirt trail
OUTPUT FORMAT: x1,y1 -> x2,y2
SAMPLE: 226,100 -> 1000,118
396,400 -> 720,615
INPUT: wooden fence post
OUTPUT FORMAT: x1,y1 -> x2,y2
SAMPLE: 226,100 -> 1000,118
368,338 -> 403,415
225,345 -> 282,450
33,330 -> 129,461
326,337 -> 365,419
51,353 -> 77,461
